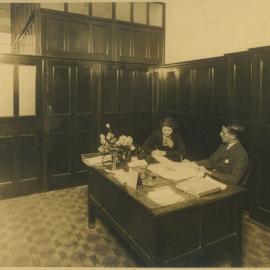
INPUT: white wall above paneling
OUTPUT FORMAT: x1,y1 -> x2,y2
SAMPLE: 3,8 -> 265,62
165,0 -> 270,63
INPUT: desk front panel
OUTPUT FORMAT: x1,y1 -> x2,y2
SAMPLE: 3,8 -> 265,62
158,208 -> 201,263
88,167 -> 244,266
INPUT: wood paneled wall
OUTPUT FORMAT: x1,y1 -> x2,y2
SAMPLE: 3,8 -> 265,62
0,55 -> 156,195
162,47 -> 270,227
11,4 -> 164,64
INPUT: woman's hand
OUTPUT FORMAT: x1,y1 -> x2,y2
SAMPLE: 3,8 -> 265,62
163,137 -> 174,148
152,149 -> 166,156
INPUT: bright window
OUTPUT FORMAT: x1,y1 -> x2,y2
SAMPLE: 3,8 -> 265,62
19,65 -> 36,116
0,64 -> 13,117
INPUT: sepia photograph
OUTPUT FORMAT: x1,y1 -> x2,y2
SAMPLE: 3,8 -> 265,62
0,0 -> 269,267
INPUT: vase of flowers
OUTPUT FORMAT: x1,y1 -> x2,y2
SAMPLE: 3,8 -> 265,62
98,123 -> 136,170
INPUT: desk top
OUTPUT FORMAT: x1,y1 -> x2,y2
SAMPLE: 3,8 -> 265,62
86,160 -> 246,216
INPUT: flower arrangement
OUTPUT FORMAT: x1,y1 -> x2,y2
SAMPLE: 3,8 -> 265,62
98,123 -> 136,163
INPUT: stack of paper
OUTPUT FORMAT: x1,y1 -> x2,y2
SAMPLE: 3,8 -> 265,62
83,155 -> 111,166
147,186 -> 185,206
147,163 -> 198,181
176,176 -> 227,198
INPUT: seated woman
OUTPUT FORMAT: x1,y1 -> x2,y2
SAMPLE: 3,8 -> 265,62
196,123 -> 248,185
142,117 -> 186,161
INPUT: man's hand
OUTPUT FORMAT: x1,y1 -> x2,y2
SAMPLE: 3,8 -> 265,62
198,166 -> 213,177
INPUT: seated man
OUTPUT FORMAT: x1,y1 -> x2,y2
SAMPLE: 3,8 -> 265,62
142,117 -> 186,161
195,123 -> 248,185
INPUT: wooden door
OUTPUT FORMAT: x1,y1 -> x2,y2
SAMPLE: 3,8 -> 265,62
0,55 -> 43,198
45,59 -> 98,189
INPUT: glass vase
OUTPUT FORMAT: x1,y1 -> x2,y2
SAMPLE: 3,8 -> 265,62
111,152 -> 118,170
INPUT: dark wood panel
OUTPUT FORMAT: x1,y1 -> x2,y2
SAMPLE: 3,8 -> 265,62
193,67 -> 211,116
101,65 -> 118,113
51,66 -> 71,114
75,67 -> 92,113
134,70 -> 150,112
103,113 -> 152,146
92,23 -> 111,57
102,178 -> 129,231
148,31 -> 162,62
46,19 -> 65,52
52,132 -> 71,176
178,69 -> 192,113
159,208 -> 201,260
152,71 -> 159,113
260,59 -> 270,125
119,69 -> 134,112
129,200 -> 156,259
0,136 -> 13,183
118,27 -> 132,58
134,30 -> 147,59
212,65 -> 227,118
203,198 -> 235,244
166,71 -> 177,112
19,134 -> 38,181
258,154 -> 270,210
68,22 -> 89,54
75,131 -> 95,172
233,61 -> 252,122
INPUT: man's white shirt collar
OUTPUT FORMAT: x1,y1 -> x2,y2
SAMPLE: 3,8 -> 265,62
227,141 -> 238,150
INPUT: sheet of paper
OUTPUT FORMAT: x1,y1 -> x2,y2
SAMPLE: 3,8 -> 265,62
112,168 -> 139,187
111,169 -> 129,184
126,168 -> 139,190
127,158 -> 148,168
147,186 -> 185,206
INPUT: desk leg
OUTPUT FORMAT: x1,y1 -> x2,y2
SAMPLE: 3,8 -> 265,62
231,203 -> 242,267
88,199 -> 96,229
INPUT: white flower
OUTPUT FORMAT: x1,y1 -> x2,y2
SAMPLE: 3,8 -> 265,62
105,123 -> 110,129
117,135 -> 128,146
126,136 -> 133,146
100,137 -> 106,145
98,146 -> 105,153
130,145 -> 136,151
106,132 -> 114,140
100,134 -> 105,139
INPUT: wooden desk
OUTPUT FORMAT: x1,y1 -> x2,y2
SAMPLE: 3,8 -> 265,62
86,165 -> 246,267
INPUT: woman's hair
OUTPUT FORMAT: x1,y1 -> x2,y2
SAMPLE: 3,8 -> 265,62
160,117 -> 177,130
224,123 -> 245,139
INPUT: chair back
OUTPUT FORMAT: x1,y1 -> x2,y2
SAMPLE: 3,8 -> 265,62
240,162 -> 252,187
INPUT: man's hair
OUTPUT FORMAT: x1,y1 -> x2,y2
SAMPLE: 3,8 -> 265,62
225,123 -> 245,139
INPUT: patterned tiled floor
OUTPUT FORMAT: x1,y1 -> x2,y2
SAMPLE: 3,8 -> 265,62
0,185 -> 269,267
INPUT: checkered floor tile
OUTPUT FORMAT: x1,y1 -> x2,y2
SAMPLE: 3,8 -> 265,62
0,185 -> 269,267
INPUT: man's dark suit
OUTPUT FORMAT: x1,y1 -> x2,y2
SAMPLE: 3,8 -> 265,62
197,142 -> 248,185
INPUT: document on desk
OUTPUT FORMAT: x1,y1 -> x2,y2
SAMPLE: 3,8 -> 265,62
111,169 -> 129,184
127,158 -> 148,168
147,162 -> 199,181
83,155 -> 111,166
147,186 -> 185,206
176,176 -> 227,198
111,168 -> 139,188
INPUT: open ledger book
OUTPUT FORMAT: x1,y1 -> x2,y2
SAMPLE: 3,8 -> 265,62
176,176 -> 227,198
